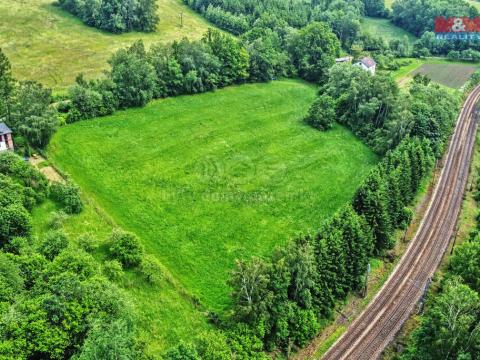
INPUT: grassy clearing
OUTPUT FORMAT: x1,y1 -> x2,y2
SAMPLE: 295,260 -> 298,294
391,58 -> 424,81
47,79 -> 378,313
0,0 -> 213,90
361,17 -> 417,45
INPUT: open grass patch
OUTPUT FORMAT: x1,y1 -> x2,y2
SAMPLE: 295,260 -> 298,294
0,0 -> 213,90
361,17 -> 417,45
47,79 -> 378,312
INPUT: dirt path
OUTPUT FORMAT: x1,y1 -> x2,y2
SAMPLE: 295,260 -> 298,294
30,155 -> 64,183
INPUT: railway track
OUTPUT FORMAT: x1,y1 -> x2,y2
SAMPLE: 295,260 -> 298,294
322,85 -> 480,360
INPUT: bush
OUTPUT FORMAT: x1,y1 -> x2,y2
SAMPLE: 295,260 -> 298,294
227,324 -> 268,360
49,210 -> 69,229
103,260 -> 123,282
304,95 -> 336,131
50,180 -> 83,214
3,236 -> 29,255
0,253 -> 24,303
77,233 -> 99,253
163,342 -> 200,360
37,230 -> 69,260
109,229 -> 144,268
0,203 -> 32,246
195,331 -> 232,360
400,207 -> 414,229
140,255 -> 163,285
0,151 -> 49,200
48,248 -> 97,280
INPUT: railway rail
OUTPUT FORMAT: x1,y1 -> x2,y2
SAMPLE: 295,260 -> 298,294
322,85 -> 480,360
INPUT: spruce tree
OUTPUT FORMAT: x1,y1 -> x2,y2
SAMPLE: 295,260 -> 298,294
353,169 -> 394,253
331,206 -> 372,291
311,236 -> 335,317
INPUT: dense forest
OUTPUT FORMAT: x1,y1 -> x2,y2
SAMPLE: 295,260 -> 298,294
392,0 -> 476,36
57,0 -> 159,33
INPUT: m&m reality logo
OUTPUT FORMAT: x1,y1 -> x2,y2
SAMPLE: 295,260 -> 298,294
435,17 -> 480,40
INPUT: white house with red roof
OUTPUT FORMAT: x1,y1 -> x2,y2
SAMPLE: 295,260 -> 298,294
354,57 -> 376,75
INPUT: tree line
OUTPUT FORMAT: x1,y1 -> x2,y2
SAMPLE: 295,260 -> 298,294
183,0 -> 385,39
57,0 -> 159,33
184,0 -> 388,65
181,0 -> 423,78
309,64 -> 460,156
56,25 -> 340,122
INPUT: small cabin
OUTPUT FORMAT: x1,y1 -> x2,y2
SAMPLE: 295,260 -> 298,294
354,57 -> 376,75
0,122 -> 14,152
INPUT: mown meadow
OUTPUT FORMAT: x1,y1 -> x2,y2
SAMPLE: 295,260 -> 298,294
47,80 -> 379,314
360,17 -> 417,46
0,0 -> 212,90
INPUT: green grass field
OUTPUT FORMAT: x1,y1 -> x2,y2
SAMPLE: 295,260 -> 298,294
392,58 -> 480,88
47,80 -> 378,313
361,17 -> 417,45
412,63 -> 478,88
0,0 -> 213,90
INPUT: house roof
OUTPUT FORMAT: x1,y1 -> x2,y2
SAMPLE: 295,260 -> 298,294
0,122 -> 12,135
360,57 -> 376,68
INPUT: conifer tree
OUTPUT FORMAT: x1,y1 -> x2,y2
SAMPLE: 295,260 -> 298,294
333,206 -> 373,291
353,168 -> 393,253
311,236 -> 335,317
